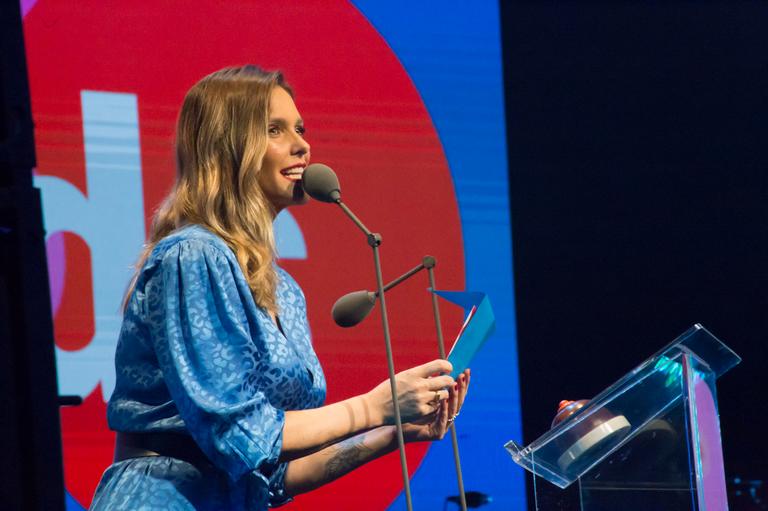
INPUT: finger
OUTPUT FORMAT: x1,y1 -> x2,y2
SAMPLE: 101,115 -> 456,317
431,389 -> 450,403
418,409 -> 439,422
436,397 -> 449,437
454,374 -> 465,410
423,389 -> 449,413
409,359 -> 453,378
448,382 -> 459,418
457,372 -> 470,408
425,375 -> 455,391
457,374 -> 464,390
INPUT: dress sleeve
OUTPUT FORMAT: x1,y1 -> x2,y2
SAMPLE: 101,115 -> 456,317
267,462 -> 293,507
145,239 -> 284,483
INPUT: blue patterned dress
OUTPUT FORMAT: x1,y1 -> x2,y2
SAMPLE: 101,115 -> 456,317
90,224 -> 326,511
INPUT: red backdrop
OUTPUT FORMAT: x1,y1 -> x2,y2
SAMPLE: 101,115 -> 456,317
24,0 -> 465,508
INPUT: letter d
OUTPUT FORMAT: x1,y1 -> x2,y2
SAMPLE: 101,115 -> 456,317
35,91 -> 145,401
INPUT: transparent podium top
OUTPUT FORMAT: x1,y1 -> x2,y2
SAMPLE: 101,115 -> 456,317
506,324 -> 740,489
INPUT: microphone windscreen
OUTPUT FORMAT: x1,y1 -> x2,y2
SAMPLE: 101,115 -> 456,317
303,163 -> 341,203
332,290 -> 377,327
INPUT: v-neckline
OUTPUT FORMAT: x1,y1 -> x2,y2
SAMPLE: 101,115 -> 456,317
274,315 -> 287,338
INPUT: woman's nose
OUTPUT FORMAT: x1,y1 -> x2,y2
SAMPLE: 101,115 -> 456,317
291,133 -> 309,156
292,135 -> 310,157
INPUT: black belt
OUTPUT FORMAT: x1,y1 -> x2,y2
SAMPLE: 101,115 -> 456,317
115,431 -> 213,467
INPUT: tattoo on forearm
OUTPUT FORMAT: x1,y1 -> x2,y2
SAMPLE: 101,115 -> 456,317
324,435 -> 375,481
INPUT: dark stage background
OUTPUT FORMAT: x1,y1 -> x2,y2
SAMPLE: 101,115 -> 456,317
501,0 -> 768,505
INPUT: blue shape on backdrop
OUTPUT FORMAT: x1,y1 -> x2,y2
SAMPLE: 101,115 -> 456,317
274,209 -> 307,260
34,91 -> 146,402
66,490 -> 86,511
350,1 -> 526,509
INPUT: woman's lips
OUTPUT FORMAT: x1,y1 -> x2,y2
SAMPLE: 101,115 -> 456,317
280,165 -> 305,182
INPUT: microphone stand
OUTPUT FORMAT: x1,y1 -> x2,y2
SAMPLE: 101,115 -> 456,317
355,256 -> 468,511
334,200 -> 414,511
304,164 -> 465,509
425,263 -> 468,511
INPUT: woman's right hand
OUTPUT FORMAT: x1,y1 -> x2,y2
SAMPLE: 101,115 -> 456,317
366,359 -> 454,425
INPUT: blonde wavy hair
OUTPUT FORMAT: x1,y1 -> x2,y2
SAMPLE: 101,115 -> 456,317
125,65 -> 290,314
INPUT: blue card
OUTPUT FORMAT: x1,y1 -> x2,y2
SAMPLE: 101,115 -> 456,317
432,290 -> 496,379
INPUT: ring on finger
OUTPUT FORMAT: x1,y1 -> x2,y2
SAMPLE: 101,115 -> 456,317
447,412 -> 459,423
432,390 -> 441,406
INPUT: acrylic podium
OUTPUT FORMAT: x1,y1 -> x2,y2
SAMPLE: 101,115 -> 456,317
506,324 -> 740,511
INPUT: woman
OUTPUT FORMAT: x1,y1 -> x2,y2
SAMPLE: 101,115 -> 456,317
90,65 -> 470,510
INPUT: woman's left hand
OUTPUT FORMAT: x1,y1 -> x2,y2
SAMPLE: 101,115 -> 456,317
402,369 -> 471,443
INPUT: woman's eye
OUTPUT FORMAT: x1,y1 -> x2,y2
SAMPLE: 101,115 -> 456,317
268,125 -> 281,135
296,126 -> 306,137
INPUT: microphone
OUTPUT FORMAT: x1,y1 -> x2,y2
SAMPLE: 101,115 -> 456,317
303,163 -> 341,203
303,163 -> 376,243
331,257 -> 437,328
332,290 -> 377,327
